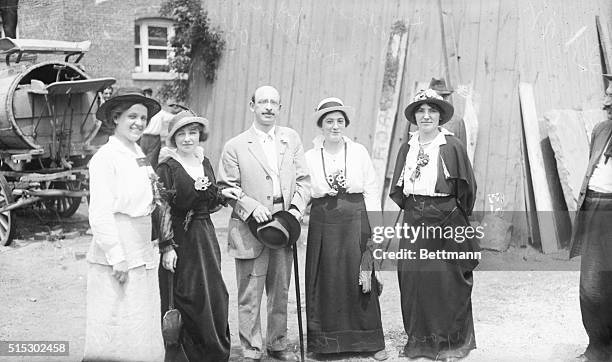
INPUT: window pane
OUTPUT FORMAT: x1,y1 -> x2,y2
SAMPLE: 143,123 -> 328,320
135,49 -> 141,67
148,26 -> 168,46
149,64 -> 169,72
148,49 -> 167,60
134,25 -> 140,45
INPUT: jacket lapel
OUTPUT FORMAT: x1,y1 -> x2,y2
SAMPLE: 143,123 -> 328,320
247,128 -> 273,177
275,127 -> 288,169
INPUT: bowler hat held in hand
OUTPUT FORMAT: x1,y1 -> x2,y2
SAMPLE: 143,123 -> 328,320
248,210 -> 301,249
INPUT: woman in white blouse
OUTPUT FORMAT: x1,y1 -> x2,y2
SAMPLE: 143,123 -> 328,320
84,88 -> 164,362
388,89 -> 478,362
304,97 -> 387,361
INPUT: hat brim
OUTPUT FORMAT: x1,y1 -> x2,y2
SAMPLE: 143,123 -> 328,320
272,210 -> 301,245
404,99 -> 454,125
96,94 -> 161,124
167,117 -> 209,144
313,106 -> 355,126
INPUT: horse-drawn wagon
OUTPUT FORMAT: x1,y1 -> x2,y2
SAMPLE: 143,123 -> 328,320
0,38 -> 115,245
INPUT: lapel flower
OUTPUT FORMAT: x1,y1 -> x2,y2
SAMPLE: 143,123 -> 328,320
194,176 -> 211,191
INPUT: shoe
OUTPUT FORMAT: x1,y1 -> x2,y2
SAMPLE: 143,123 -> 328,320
243,358 -> 261,362
267,349 -> 299,361
444,358 -> 459,362
372,349 -> 389,361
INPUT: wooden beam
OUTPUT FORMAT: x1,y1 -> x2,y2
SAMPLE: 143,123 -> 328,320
371,21 -> 409,206
596,15 -> 612,75
518,82 -> 559,253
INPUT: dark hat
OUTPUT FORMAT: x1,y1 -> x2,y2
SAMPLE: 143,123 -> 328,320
404,88 -> 455,125
166,110 -> 209,145
429,77 -> 454,95
312,97 -> 355,127
96,87 -> 161,123
248,210 -> 301,249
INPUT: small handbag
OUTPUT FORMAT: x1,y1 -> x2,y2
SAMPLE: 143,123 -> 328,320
161,272 -> 182,345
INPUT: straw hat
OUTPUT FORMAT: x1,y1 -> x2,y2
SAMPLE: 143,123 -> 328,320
312,97 -> 355,127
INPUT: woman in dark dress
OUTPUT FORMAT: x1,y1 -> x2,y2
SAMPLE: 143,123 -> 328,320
389,89 -> 479,362
157,111 -> 239,362
304,97 -> 387,361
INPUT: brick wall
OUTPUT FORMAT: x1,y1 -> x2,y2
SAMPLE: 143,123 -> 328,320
18,0 -> 166,93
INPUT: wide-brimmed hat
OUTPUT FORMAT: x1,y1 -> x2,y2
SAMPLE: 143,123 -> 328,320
248,210 -> 301,249
312,97 -> 355,127
166,110 -> 209,145
96,87 -> 161,124
429,77 -> 453,95
404,88 -> 455,125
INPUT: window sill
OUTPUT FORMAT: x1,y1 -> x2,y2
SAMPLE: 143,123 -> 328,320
131,72 -> 188,81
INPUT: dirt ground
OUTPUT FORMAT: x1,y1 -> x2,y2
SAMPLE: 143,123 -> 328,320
0,202 -> 590,362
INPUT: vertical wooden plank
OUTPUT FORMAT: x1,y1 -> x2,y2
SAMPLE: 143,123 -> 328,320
371,21 -> 409,196
519,82 -> 559,253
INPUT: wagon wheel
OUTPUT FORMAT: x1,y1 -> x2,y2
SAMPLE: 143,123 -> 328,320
43,180 -> 82,218
0,174 -> 15,246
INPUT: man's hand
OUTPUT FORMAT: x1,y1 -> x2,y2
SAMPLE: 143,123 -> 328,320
112,261 -> 129,284
162,249 -> 178,273
251,205 -> 272,223
221,187 -> 242,200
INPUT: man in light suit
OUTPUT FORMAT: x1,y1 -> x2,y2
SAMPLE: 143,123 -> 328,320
218,85 -> 310,361
570,75 -> 612,362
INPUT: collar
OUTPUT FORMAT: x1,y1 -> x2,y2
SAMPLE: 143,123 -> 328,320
312,135 -> 352,149
252,123 -> 276,141
158,145 -> 204,164
108,135 -> 145,157
408,127 -> 453,148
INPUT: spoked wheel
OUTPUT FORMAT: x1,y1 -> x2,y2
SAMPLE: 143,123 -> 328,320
42,180 -> 82,218
0,174 -> 15,246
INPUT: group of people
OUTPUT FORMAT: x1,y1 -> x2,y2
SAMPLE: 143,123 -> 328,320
81,74 -> 612,362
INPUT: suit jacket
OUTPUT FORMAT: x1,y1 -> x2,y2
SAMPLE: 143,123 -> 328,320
217,125 -> 310,259
569,119 -> 612,258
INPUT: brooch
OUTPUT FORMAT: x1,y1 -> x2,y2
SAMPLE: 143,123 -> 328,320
194,176 -> 211,191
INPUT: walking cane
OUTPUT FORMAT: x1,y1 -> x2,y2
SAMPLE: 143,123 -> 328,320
292,243 -> 305,362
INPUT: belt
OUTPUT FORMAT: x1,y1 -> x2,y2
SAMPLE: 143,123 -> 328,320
586,190 -> 612,199
273,196 -> 284,204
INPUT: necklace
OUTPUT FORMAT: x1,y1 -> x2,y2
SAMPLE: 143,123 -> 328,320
320,142 -> 347,191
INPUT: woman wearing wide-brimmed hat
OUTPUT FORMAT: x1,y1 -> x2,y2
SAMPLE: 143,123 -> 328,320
389,89 -> 478,361
156,111 -> 239,361
84,87 -> 165,361
304,97 -> 387,360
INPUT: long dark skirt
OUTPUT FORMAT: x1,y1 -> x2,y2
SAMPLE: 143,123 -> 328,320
398,195 -> 477,360
306,193 -> 385,354
159,216 -> 231,362
577,194 -> 612,361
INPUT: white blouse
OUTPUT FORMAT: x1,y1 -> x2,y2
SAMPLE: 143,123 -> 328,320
401,128 -> 452,197
88,136 -> 156,267
305,136 -> 380,211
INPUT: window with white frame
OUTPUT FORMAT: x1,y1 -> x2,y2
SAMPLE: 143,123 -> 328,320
134,18 -> 174,73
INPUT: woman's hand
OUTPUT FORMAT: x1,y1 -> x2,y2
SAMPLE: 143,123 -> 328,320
112,261 -> 129,284
359,270 -> 372,293
221,187 -> 242,200
162,249 -> 178,273
327,189 -> 338,197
